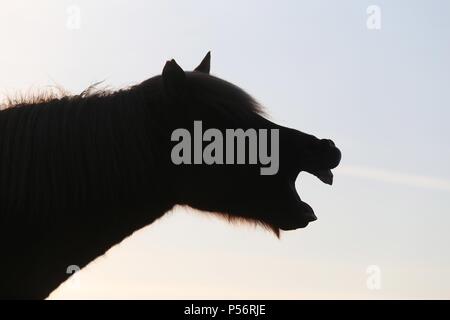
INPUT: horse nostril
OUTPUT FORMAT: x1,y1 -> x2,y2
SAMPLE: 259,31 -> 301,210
318,139 -> 341,169
321,139 -> 335,148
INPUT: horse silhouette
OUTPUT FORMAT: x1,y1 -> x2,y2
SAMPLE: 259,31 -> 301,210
0,53 -> 341,299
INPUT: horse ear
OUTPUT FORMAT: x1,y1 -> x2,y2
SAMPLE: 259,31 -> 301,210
162,59 -> 186,96
194,51 -> 211,74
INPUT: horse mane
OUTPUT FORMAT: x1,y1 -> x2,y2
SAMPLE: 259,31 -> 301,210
1,71 -> 264,117
1,82 -> 108,110
184,72 -> 265,117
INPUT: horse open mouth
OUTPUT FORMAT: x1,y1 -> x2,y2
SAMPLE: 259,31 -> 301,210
278,143 -> 340,231
278,172 -> 332,231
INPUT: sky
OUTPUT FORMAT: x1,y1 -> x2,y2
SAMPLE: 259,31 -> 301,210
1,0 -> 449,299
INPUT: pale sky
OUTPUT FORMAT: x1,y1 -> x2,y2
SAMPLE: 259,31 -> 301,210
1,0 -> 449,299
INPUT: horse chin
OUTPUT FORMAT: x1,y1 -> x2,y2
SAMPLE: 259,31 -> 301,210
277,212 -> 317,231
275,171 -> 323,231
282,197 -> 318,231
271,183 -> 317,231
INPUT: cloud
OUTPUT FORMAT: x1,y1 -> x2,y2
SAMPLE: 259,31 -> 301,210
337,165 -> 450,192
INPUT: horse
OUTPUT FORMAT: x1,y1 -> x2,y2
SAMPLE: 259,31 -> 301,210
0,52 -> 341,299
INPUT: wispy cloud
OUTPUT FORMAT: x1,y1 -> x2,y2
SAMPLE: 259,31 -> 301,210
338,165 -> 450,192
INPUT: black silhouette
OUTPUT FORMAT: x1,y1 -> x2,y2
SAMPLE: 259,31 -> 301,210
0,53 -> 341,299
